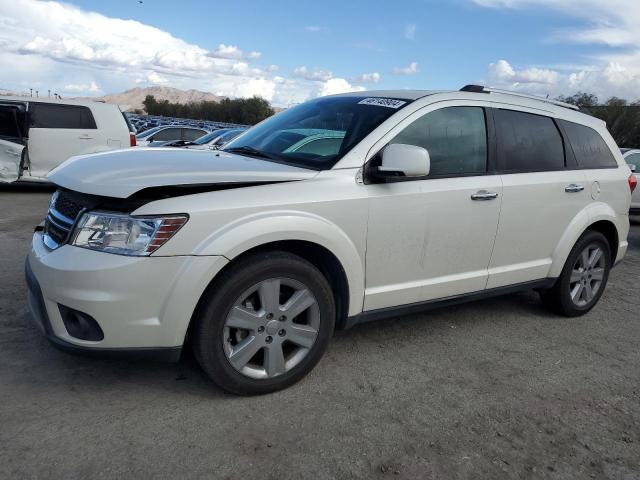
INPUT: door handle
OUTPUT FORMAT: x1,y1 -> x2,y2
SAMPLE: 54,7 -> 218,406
471,190 -> 499,201
78,135 -> 94,140
5,149 -> 20,156
565,184 -> 585,193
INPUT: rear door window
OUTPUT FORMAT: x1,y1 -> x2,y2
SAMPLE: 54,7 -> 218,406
182,129 -> 207,141
559,120 -> 618,169
29,103 -> 97,129
493,109 -> 565,172
153,128 -> 181,141
389,106 -> 488,177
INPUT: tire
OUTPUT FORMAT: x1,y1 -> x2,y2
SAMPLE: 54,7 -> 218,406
193,251 -> 335,395
540,230 -> 611,317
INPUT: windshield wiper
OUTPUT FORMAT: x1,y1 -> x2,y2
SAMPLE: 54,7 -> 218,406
224,146 -> 280,160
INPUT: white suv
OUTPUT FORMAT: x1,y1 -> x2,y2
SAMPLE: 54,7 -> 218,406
0,96 -> 133,183
26,87 -> 634,394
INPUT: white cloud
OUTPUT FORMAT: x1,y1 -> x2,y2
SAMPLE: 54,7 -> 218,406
353,72 -> 381,84
233,77 -> 276,101
473,0 -> 640,99
318,78 -> 366,97
488,59 -> 558,85
0,0 -> 366,106
304,25 -> 322,33
62,81 -> 102,94
486,59 -> 640,101
393,62 -> 419,76
208,43 -> 261,60
292,66 -> 333,82
404,23 -> 417,40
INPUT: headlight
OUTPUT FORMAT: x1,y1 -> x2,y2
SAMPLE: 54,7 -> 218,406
72,212 -> 188,256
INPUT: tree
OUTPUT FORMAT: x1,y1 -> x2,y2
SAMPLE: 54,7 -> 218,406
556,92 -> 599,108
589,98 -> 640,147
141,95 -> 274,125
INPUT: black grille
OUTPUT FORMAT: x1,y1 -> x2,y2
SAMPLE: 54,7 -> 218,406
44,219 -> 69,245
43,190 -> 85,249
53,192 -> 83,220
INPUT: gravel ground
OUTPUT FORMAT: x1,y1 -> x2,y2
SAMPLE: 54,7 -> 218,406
1,183 -> 639,479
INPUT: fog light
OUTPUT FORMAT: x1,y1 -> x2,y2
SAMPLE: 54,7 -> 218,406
58,305 -> 104,341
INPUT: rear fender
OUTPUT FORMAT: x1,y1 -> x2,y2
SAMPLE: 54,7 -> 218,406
549,203 -> 626,277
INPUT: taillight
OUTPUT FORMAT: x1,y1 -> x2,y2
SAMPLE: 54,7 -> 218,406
630,174 -> 638,193
130,133 -> 137,147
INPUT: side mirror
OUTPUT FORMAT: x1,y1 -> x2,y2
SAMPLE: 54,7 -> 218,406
630,164 -> 637,173
378,143 -> 430,177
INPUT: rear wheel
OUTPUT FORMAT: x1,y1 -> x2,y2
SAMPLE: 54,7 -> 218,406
540,230 -> 611,317
193,251 -> 335,395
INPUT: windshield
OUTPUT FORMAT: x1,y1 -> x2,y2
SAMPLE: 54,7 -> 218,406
223,96 -> 411,170
194,130 -> 228,145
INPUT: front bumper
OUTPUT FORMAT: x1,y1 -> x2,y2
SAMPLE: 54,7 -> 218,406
26,232 -> 228,359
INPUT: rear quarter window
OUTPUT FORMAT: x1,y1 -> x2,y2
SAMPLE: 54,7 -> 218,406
493,109 -> 565,172
29,103 -> 97,129
559,120 -> 617,169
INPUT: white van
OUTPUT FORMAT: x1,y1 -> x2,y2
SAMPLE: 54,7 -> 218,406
0,96 -> 133,183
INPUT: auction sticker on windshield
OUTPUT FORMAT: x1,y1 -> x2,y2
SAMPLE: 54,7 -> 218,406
358,98 -> 407,109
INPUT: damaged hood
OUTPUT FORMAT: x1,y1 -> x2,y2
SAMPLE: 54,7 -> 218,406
48,147 -> 318,198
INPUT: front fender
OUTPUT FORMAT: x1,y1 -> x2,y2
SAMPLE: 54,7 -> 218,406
194,210 -> 365,316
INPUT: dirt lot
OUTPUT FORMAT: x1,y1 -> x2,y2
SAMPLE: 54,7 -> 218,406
1,183 -> 639,479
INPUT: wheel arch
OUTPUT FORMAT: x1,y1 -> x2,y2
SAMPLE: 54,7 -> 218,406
550,205 -> 623,277
182,212 -> 365,340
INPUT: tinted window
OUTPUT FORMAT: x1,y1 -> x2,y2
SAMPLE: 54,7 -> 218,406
560,120 -> 617,169
153,128 -> 182,141
389,107 -> 487,176
30,103 -> 96,129
494,110 -> 564,172
183,129 -> 207,141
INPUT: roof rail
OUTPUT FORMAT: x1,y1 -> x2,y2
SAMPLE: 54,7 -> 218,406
459,85 -> 579,111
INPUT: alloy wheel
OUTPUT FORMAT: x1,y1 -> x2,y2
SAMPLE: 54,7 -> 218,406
569,243 -> 606,307
222,277 -> 320,379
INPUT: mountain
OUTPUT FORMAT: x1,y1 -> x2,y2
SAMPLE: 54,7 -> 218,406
77,86 -> 224,112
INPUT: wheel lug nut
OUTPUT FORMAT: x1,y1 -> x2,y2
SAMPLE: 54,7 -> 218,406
279,315 -> 286,321
266,313 -> 274,320
258,326 -> 265,333
265,336 -> 273,344
278,329 -> 286,336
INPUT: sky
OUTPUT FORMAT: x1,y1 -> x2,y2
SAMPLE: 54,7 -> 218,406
1,0 -> 639,106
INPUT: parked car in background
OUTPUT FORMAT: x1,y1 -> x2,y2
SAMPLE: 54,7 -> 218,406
126,112 -> 247,136
27,87 -> 633,395
0,96 -> 133,183
148,128 -> 248,150
187,128 -> 247,150
622,148 -> 640,214
136,125 -> 209,146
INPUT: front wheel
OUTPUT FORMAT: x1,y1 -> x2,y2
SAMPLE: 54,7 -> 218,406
540,230 -> 612,317
193,251 -> 335,395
